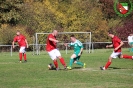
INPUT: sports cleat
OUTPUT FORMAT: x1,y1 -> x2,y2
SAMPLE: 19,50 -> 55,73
24,60 -> 27,63
83,63 -> 86,68
100,66 -> 105,70
64,66 -> 67,70
56,68 -> 60,71
67,66 -> 72,70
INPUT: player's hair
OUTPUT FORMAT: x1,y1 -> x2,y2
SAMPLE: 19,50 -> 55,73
17,30 -> 20,32
108,29 -> 114,34
70,34 -> 75,38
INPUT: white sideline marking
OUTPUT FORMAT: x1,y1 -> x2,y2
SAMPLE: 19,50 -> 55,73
109,71 -> 133,76
72,68 -> 133,76
73,68 -> 100,71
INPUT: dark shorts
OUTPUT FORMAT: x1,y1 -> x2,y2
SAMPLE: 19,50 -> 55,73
73,56 -> 81,61
73,52 -> 83,62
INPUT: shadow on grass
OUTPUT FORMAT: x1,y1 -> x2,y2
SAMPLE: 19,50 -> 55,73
72,67 -> 82,69
109,67 -> 133,70
48,67 -> 83,71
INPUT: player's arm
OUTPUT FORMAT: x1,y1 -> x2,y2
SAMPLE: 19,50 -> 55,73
64,43 -> 72,47
25,39 -> 29,48
64,43 -> 68,47
12,37 -> 16,48
78,42 -> 83,56
49,38 -> 59,43
114,41 -> 124,51
78,47 -> 83,56
12,41 -> 15,48
106,44 -> 113,48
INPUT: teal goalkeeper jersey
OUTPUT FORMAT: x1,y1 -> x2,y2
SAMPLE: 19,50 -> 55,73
69,40 -> 83,53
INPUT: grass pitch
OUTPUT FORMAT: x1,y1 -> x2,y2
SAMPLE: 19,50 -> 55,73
0,49 -> 133,88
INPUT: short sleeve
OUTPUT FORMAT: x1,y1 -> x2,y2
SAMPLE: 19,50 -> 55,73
22,35 -> 26,40
116,37 -> 121,43
48,34 -> 54,39
69,42 -> 74,46
13,36 -> 17,42
77,40 -> 83,48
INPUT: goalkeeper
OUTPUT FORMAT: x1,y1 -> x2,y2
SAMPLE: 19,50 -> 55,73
64,35 -> 86,70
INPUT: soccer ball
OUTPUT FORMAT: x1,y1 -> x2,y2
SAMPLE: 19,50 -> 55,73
48,63 -> 55,70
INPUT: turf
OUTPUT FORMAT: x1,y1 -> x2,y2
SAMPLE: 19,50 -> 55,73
0,49 -> 133,88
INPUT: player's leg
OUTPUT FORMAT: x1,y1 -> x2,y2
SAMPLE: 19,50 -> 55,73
74,52 -> 85,68
19,47 -> 23,63
100,56 -> 112,70
55,49 -> 67,68
23,53 -> 27,62
104,56 -> 112,70
21,47 -> 27,62
53,59 -> 59,70
48,50 -> 59,70
74,56 -> 84,67
120,54 -> 133,59
101,51 -> 119,70
67,54 -> 77,70
129,42 -> 132,52
131,42 -> 133,52
58,56 -> 67,69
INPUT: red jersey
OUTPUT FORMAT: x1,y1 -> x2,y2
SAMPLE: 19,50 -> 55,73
13,34 -> 26,47
112,36 -> 122,52
46,34 -> 57,52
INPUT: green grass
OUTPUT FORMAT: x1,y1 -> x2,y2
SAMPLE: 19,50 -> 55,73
0,49 -> 133,88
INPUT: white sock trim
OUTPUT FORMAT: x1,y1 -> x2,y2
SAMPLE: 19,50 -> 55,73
103,67 -> 105,70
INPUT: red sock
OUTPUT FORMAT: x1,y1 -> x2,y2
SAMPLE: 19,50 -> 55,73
59,57 -> 66,67
123,55 -> 132,59
53,60 -> 58,68
105,61 -> 112,69
19,53 -> 22,61
24,53 -> 27,61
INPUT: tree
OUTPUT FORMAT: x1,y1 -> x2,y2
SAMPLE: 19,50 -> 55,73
0,0 -> 23,25
0,24 -> 33,45
99,0 -> 116,19
20,0 -> 109,42
114,19 -> 133,41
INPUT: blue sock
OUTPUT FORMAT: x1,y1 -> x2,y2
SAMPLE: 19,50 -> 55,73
69,58 -> 73,67
76,61 -> 83,66
132,48 -> 133,52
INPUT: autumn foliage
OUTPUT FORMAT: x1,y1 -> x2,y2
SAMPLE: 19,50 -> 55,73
0,0 -> 133,45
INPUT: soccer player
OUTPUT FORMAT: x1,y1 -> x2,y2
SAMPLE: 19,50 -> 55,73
64,35 -> 86,70
127,34 -> 133,52
46,30 -> 67,70
12,31 -> 28,63
100,30 -> 133,70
